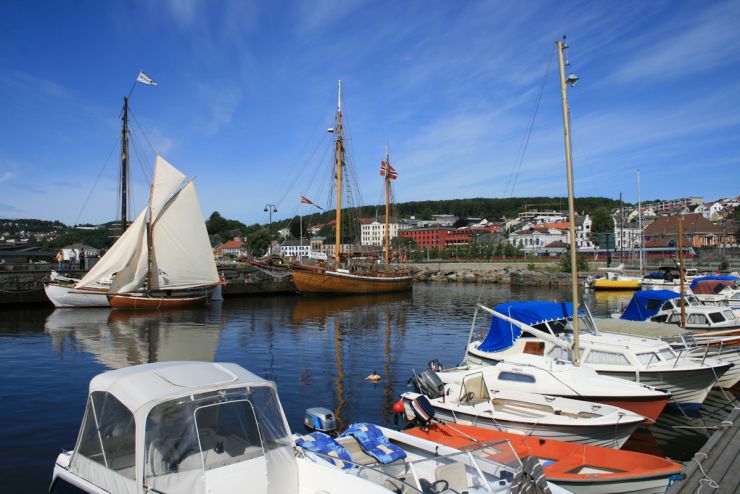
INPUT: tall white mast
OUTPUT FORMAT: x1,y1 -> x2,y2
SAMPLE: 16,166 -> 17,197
557,35 -> 580,366
637,169 -> 643,273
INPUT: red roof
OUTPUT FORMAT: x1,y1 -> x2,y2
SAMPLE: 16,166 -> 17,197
222,239 -> 245,249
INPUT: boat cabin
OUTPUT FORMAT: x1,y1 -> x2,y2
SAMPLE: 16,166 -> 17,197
51,362 -> 298,494
620,290 -> 739,329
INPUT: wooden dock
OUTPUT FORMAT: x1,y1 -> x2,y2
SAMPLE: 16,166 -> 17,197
667,407 -> 739,493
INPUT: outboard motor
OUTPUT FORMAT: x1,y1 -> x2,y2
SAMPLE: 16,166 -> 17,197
407,395 -> 435,426
304,407 -> 338,435
427,359 -> 443,372
410,368 -> 445,399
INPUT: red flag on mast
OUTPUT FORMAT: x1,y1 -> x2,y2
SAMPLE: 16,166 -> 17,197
300,195 -> 323,209
380,161 -> 398,179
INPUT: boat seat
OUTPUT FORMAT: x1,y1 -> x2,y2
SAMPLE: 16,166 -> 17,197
335,436 -> 378,466
435,462 -> 468,492
339,423 -> 407,464
460,374 -> 490,405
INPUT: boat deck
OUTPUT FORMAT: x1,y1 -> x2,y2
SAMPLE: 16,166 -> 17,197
667,407 -> 739,493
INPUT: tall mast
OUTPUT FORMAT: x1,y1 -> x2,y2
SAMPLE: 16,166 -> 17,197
146,168 -> 155,294
637,169 -> 643,273
121,96 -> 130,232
678,216 -> 686,327
557,36 -> 580,366
384,143 -> 391,264
334,80 -> 344,265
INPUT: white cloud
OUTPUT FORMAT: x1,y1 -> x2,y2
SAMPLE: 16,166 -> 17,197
196,83 -> 243,136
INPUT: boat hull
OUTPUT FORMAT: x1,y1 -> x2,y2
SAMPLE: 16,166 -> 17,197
581,396 -> 669,424
108,287 -> 215,309
593,279 -> 641,291
405,423 -> 683,494
291,267 -> 413,294
43,283 -> 110,308
598,364 -> 731,410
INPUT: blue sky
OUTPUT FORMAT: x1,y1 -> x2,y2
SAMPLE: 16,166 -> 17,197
1,1 -> 738,226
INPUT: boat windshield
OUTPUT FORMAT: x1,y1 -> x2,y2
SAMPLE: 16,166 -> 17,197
549,316 -> 597,335
144,386 -> 295,493
408,440 -> 521,493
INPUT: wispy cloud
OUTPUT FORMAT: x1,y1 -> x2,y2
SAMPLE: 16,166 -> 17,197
612,2 -> 740,82
0,171 -> 14,183
195,83 -> 243,136
295,0 -> 369,34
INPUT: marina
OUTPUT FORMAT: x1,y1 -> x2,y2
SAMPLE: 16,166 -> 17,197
1,3 -> 739,493
0,285 -> 737,492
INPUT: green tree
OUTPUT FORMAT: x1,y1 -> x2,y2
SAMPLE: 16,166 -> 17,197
590,207 -> 614,244
560,248 -> 589,272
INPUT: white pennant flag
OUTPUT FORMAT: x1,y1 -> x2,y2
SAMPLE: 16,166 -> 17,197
136,71 -> 158,86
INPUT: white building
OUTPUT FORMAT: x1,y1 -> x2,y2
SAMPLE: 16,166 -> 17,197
614,226 -> 642,251
279,239 -> 311,259
360,220 -> 399,246
509,227 -> 568,254
694,202 -> 724,221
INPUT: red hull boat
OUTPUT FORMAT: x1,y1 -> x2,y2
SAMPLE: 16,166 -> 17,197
405,423 -> 683,494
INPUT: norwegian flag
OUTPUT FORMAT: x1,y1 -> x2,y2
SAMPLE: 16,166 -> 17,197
300,195 -> 323,210
380,161 -> 398,180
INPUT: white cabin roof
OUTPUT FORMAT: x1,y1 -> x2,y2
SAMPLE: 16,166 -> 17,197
89,361 -> 273,413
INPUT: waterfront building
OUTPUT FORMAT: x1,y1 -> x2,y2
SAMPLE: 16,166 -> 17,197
360,219 -> 399,246
643,213 -> 732,248
279,239 -> 311,259
646,197 -> 704,214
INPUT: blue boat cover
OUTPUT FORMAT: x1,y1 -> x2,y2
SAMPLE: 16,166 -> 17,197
690,275 -> 739,291
620,290 -> 678,321
478,301 -> 576,352
339,423 -> 406,464
296,432 -> 353,470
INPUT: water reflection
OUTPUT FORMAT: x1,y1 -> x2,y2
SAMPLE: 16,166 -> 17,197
45,307 -> 223,368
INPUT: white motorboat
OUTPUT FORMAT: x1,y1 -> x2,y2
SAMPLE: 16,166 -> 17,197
640,266 -> 700,291
617,289 -> 740,330
399,385 -> 644,449
466,302 -> 733,409
295,414 -> 571,494
50,362 -> 396,494
411,354 -> 669,423
689,275 -> 740,308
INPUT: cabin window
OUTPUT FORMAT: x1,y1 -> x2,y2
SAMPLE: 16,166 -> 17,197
708,312 -> 726,323
498,372 -> 535,383
687,314 -> 709,325
731,293 -> 740,300
76,392 -> 136,480
660,301 -> 674,311
585,351 -> 629,366
723,310 -> 736,320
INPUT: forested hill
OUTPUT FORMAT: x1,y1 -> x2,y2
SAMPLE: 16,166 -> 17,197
294,196 -> 622,226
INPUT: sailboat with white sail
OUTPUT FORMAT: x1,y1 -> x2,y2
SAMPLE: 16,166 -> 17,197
76,156 -> 220,309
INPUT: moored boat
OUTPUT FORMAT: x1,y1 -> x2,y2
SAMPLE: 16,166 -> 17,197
412,353 -> 670,423
466,301 -> 733,409
400,389 -> 645,449
51,361 -> 398,494
404,422 -> 683,494
289,81 -> 413,295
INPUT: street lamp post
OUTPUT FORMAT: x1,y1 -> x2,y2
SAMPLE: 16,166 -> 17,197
264,204 -> 277,255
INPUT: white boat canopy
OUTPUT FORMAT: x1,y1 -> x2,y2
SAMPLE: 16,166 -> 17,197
66,362 -> 298,494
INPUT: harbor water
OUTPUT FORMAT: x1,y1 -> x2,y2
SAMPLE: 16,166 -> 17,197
0,284 -> 735,492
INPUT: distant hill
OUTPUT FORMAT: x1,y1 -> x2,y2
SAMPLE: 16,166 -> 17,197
275,196 -> 622,228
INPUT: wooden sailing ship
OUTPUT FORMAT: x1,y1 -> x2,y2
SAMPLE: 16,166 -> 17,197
291,81 -> 413,294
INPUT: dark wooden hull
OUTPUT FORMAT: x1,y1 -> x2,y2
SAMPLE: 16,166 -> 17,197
107,287 -> 215,309
291,267 -> 413,294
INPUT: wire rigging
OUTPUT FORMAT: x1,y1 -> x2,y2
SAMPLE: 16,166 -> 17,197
506,46 -> 555,197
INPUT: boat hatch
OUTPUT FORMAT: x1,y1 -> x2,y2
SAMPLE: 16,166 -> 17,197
153,363 -> 239,388
144,386 -> 296,494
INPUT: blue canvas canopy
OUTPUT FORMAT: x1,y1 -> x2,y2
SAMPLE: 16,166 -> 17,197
690,275 -> 739,291
620,290 -> 678,321
478,301 -> 576,352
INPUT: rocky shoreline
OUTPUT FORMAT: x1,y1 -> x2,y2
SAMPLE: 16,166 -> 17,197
410,264 -> 586,286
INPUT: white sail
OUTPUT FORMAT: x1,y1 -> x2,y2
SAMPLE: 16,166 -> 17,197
150,155 -> 186,220
150,181 -> 219,289
109,222 -> 149,294
75,210 -> 147,289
